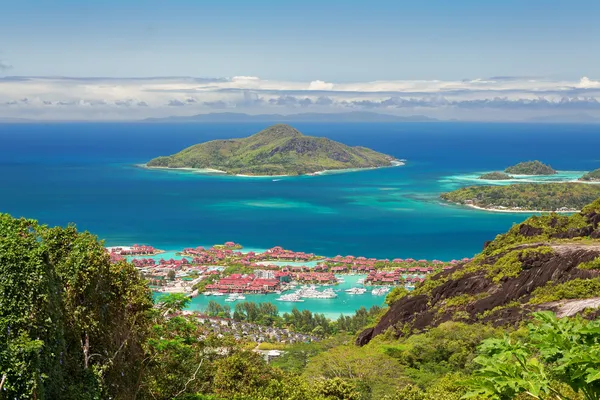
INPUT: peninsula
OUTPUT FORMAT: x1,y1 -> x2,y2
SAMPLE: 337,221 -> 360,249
504,160 -> 557,175
441,182 -> 600,212
146,124 -> 398,176
579,168 -> 600,182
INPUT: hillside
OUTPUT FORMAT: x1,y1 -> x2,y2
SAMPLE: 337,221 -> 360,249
504,160 -> 557,175
580,168 -> 600,182
478,171 -> 512,180
441,182 -> 600,211
358,197 -> 600,345
146,124 -> 397,176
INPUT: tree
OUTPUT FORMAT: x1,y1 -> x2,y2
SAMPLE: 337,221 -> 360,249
0,214 -> 153,399
167,269 -> 177,280
159,293 -> 191,315
467,311 -> 600,400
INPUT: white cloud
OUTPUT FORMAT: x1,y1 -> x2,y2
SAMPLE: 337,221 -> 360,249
0,75 -> 599,121
308,80 -> 334,90
578,76 -> 600,88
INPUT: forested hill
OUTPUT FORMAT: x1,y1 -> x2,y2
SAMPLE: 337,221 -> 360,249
441,182 -> 600,211
358,197 -> 600,346
146,124 -> 397,176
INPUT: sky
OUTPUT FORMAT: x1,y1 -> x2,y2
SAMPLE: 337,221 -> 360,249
1,0 -> 600,121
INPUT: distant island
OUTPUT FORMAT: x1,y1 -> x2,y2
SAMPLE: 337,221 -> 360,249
146,124 -> 400,176
142,111 -> 439,123
441,182 -> 600,212
478,171 -> 512,180
504,160 -> 557,175
579,168 -> 600,182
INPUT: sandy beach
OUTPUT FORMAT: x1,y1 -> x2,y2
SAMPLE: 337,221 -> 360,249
140,159 -> 405,178
460,203 -> 578,214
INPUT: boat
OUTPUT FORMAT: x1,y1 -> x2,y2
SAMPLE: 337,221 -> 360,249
212,292 -> 226,296
371,287 -> 391,295
224,293 -> 245,302
203,292 -> 212,296
345,287 -> 367,295
276,294 -> 304,302
294,286 -> 338,299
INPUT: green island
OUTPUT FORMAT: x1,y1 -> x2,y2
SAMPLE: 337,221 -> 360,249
4,199 -> 600,400
146,124 -> 399,176
441,182 -> 600,212
580,168 -> 600,182
478,171 -> 513,180
504,160 -> 557,175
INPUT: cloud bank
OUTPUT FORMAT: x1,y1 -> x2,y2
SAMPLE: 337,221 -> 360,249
1,75 -> 600,121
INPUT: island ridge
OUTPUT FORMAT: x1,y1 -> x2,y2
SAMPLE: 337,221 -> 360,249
146,124 -> 399,176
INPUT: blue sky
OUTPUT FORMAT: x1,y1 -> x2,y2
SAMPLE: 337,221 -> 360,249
1,1 -> 600,121
1,0 -> 599,80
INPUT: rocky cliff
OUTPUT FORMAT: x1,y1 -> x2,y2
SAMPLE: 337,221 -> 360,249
358,198 -> 600,346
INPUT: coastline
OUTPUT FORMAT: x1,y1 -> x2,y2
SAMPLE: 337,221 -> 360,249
450,202 -> 578,214
139,159 -> 405,178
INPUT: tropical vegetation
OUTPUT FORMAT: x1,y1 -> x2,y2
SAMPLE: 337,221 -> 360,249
504,160 -> 557,175
4,196 -> 600,399
478,172 -> 513,180
580,168 -> 600,182
146,124 -> 396,176
441,182 -> 600,211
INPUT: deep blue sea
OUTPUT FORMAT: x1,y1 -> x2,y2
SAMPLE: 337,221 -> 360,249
2,122 -> 600,261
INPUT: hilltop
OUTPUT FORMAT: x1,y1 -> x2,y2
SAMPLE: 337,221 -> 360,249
358,197 -> 600,345
146,124 -> 398,176
505,160 -> 557,175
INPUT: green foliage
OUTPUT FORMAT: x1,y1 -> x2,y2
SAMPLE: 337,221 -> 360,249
336,306 -> 383,334
478,172 -> 513,180
381,322 -> 501,387
385,287 -> 410,306
0,214 -> 153,399
528,278 -> 600,304
442,182 -> 600,211
233,301 -> 279,326
212,351 -> 278,397
303,344 -> 408,398
486,246 -> 554,283
504,160 -> 557,175
579,168 -> 600,182
467,312 -> 600,400
205,300 -> 232,319
146,124 -> 394,176
159,292 -> 192,314
578,256 -> 600,270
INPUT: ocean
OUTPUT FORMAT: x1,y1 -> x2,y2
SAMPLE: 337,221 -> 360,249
1,122 -> 599,315
1,122 -> 599,260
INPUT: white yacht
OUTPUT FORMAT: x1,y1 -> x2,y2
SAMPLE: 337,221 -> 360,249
212,292 -> 226,296
345,287 -> 367,295
224,293 -> 245,302
276,293 -> 304,302
371,287 -> 391,295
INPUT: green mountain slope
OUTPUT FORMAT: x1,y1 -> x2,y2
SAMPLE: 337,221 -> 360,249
358,197 -> 600,346
146,124 -> 397,175
504,160 -> 557,175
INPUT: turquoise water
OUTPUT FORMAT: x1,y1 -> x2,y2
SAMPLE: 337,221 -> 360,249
156,274 -> 389,319
3,122 -> 600,316
2,122 -> 599,261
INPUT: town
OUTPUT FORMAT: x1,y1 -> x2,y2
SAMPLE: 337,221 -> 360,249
107,242 -> 468,301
